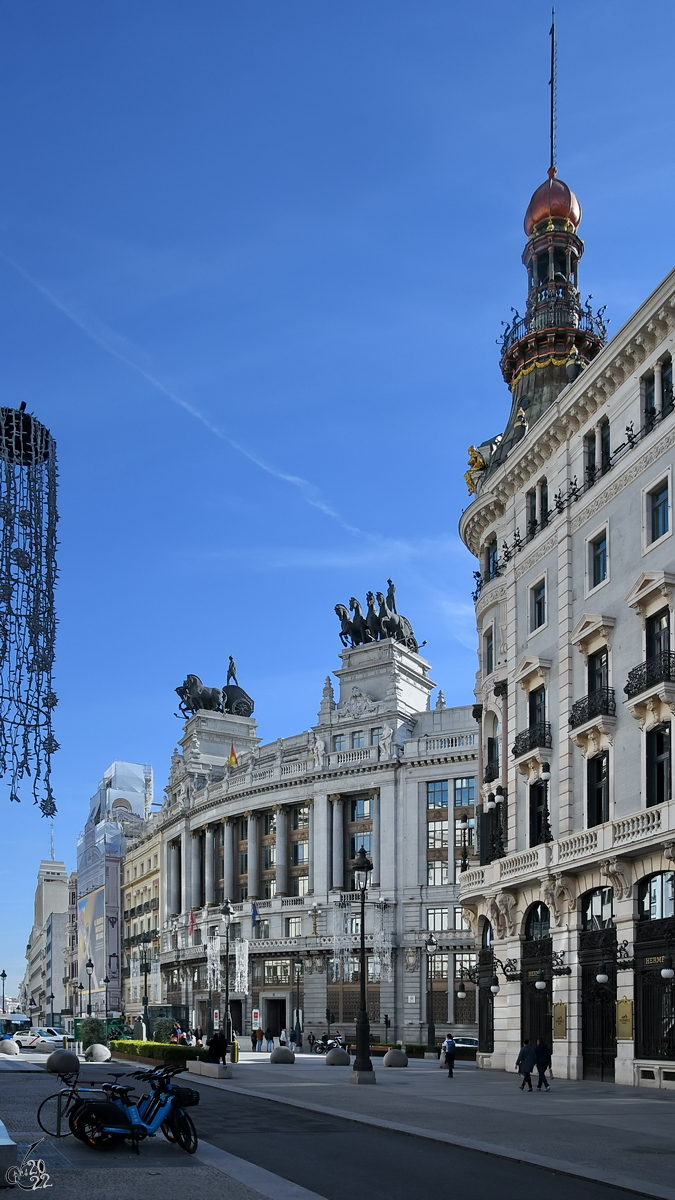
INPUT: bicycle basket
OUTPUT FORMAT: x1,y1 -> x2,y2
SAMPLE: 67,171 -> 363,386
172,1087 -> 200,1108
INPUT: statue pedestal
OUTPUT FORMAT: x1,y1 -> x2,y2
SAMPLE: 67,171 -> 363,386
180,710 -> 259,768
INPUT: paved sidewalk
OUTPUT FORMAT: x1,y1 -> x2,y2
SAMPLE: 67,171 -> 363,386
182,1052 -> 675,1200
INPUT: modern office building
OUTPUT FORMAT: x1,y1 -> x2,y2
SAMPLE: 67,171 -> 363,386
20,859 -> 68,1025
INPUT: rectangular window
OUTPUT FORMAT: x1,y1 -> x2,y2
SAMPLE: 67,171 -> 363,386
664,358 -> 674,416
255,919 -> 270,940
285,917 -> 301,937
429,952 -> 449,982
484,627 -> 494,677
645,373 -> 656,428
428,780 -> 449,809
486,736 -> 499,779
650,481 -> 669,542
427,821 -> 448,850
590,531 -> 607,589
588,647 -> 608,694
587,751 -> 609,827
526,489 -> 537,539
370,727 -> 382,746
529,782 -> 549,847
349,915 -> 361,935
585,431 -> 597,484
540,479 -> 549,529
264,959 -> 290,984
531,580 -> 546,629
262,845 -> 276,870
647,608 -> 670,659
292,805 -> 310,829
454,817 -> 475,847
263,812 -> 277,835
290,875 -> 309,897
427,907 -> 449,931
453,778 -> 475,807
600,420 -> 611,473
237,852 -> 248,875
238,818 -> 248,841
292,841 -> 309,865
487,539 -> 498,579
454,906 -> 470,931
427,860 -> 449,886
647,723 -> 671,807
351,730 -> 365,749
350,796 -> 371,821
529,686 -> 546,727
349,832 -> 372,859
333,735 -> 346,752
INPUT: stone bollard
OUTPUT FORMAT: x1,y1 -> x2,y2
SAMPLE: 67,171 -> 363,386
383,1048 -> 408,1067
0,1039 -> 19,1056
270,1047 -> 295,1064
84,1044 -> 111,1062
325,1047 -> 350,1066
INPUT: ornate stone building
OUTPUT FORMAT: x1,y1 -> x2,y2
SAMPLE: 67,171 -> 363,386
459,163 -> 675,1086
155,626 -> 479,1045
121,823 -> 162,1024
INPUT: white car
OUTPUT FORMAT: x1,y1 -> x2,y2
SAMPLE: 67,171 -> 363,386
453,1036 -> 478,1048
13,1027 -> 74,1050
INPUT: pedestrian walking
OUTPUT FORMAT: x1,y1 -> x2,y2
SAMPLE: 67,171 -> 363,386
307,1032 -> 315,1053
441,1034 -> 456,1077
279,1027 -> 288,1046
289,1027 -> 297,1051
264,1027 -> 274,1052
256,1027 -> 264,1051
535,1038 -> 552,1090
207,1029 -> 227,1063
250,1030 -> 257,1052
515,1039 -> 536,1091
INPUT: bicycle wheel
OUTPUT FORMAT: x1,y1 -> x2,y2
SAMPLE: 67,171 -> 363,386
38,1092 -> 77,1137
70,1108 -> 125,1150
169,1108 -> 198,1154
161,1119 -> 176,1144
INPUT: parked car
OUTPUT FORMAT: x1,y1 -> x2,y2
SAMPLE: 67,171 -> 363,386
453,1036 -> 478,1048
13,1027 -> 74,1050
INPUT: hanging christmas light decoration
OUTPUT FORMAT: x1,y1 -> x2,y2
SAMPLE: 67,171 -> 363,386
0,403 -> 58,817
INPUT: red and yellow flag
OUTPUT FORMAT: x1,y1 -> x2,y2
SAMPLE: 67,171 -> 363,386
228,742 -> 238,767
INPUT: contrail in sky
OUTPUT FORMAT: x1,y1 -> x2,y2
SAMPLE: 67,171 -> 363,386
0,251 -> 365,536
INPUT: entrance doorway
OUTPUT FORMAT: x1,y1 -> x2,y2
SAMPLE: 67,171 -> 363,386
580,928 -> 616,1081
229,999 -> 243,1038
264,998 -> 286,1037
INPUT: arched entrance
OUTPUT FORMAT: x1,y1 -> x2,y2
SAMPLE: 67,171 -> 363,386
580,887 -> 616,1081
521,903 -> 552,1046
635,872 -> 675,1061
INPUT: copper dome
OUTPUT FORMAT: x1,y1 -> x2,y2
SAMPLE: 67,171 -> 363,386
524,167 -> 581,237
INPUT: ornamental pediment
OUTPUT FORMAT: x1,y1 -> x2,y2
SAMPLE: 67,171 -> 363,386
513,655 -> 552,692
624,571 -> 675,619
570,613 -> 616,658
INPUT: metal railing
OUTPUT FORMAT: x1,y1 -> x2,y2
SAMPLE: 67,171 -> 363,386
512,722 -> 552,758
569,687 -> 616,729
624,653 -> 675,700
500,301 -> 607,357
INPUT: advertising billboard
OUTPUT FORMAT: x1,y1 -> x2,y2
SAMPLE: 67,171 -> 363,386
77,886 -> 105,994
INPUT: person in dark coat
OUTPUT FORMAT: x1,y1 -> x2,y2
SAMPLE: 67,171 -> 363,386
442,1034 -> 456,1077
535,1038 -> 552,1090
515,1039 -> 536,1090
207,1029 -> 228,1064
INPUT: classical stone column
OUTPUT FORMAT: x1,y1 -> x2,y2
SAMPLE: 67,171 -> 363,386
274,805 -> 288,896
223,818 -> 234,902
168,841 -> 180,917
370,789 -> 380,887
331,795 -> 344,890
247,811 -> 260,899
180,828 -> 190,915
204,826 -> 215,905
307,799 -> 315,893
655,359 -> 664,413
191,832 -> 202,909
594,423 -> 603,470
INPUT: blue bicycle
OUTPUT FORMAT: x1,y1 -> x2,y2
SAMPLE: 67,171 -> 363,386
69,1064 -> 199,1154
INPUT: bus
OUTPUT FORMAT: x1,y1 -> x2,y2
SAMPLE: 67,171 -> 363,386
1,1013 -> 30,1039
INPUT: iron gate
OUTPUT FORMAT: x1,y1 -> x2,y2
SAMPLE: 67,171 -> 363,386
579,929 -> 616,1081
636,916 -> 675,1060
521,941 -> 552,1046
478,949 -> 494,1053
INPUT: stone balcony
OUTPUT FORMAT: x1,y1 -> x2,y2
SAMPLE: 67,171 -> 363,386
458,798 -> 674,903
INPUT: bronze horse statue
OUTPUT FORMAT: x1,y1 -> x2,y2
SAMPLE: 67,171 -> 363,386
349,597 -> 373,644
175,674 -> 222,717
376,592 -> 419,652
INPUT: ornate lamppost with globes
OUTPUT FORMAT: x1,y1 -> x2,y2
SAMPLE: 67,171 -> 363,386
425,933 -> 438,1058
103,975 -> 111,1020
85,959 -> 94,1017
77,983 -> 84,1018
294,955 -> 303,1051
0,969 -> 6,1015
221,899 -> 235,1048
139,932 -> 153,1037
351,845 -> 375,1084
47,993 -> 55,1026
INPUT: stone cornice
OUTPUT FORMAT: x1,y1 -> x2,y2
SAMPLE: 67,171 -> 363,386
459,270 -> 675,557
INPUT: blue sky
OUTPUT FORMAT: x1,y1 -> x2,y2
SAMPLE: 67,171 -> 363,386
2,0 -> 674,994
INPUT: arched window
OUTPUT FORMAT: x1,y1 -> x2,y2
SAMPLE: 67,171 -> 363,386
638,872 -> 675,921
524,902 -> 550,941
581,887 -> 614,931
482,921 -> 492,949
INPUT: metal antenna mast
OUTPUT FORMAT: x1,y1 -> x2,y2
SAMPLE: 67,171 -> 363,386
549,8 -> 557,172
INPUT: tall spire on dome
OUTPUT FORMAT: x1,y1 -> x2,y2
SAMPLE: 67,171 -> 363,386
549,8 -> 556,174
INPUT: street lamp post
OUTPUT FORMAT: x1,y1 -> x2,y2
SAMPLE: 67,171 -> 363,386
459,813 -> 470,873
294,955 -> 303,1051
0,970 -> 6,1015
85,959 -> 94,1017
139,933 -> 153,1037
539,762 -> 553,844
77,983 -> 84,1018
47,993 -> 55,1026
221,899 -> 235,1049
425,933 -> 438,1058
352,845 -> 374,1084
103,975 -> 110,1019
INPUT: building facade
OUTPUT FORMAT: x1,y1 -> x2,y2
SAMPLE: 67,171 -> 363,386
121,822 -> 162,1023
459,165 -> 675,1087
156,629 -> 479,1044
21,860 -> 68,1026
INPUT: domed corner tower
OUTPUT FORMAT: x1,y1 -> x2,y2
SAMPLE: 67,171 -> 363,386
491,166 -> 607,469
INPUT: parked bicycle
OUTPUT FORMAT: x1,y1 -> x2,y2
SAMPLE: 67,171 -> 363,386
38,1064 -> 199,1154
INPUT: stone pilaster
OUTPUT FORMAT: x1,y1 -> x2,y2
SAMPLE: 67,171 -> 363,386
274,805 -> 288,896
191,832 -> 202,909
331,795 -> 344,890
247,811 -> 260,899
223,818 -> 234,902
180,828 -> 190,915
204,826 -> 215,905
307,799 -> 315,893
370,789 -> 381,886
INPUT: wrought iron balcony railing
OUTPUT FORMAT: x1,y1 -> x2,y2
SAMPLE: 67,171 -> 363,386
624,653 -> 675,700
568,687 -> 616,729
500,301 -> 607,357
512,722 -> 552,758
483,762 -> 500,783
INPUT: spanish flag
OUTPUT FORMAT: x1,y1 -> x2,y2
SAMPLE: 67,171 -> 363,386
228,742 -> 238,767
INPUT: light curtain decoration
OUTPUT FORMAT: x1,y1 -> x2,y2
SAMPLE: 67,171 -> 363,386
372,899 -> 393,982
206,931 -> 221,992
331,897 -> 352,982
130,958 -> 140,1004
150,959 -> 161,1003
0,405 -> 58,816
234,938 -> 249,994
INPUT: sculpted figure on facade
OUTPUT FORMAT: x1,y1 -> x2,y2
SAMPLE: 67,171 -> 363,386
486,895 -> 504,938
378,724 -> 394,760
495,890 -> 517,937
461,905 -> 478,938
600,856 -> 632,900
313,733 -> 326,770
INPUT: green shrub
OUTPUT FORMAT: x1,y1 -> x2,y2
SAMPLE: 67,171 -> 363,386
152,1018 -> 175,1044
109,1040 -> 209,1063
80,1018 -> 108,1050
